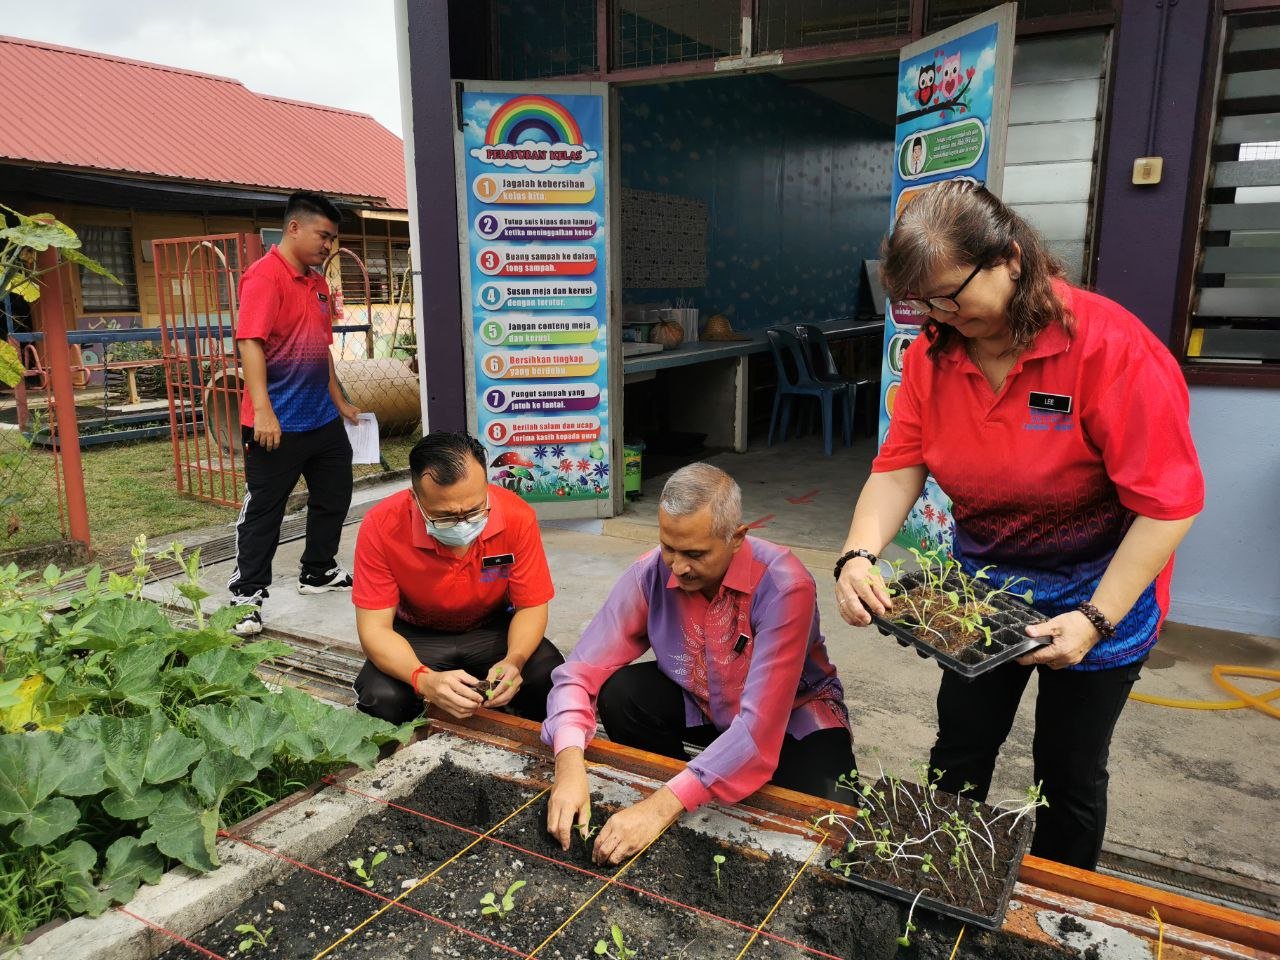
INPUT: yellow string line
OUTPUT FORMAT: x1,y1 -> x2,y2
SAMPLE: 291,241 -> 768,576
948,924 -> 966,960
311,787 -> 549,960
527,817 -> 679,957
734,832 -> 828,960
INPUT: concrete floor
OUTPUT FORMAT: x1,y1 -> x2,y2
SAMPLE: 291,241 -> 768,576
148,460 -> 1280,893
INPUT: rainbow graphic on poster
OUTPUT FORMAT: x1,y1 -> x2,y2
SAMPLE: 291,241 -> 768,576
470,95 -> 599,173
485,95 -> 584,146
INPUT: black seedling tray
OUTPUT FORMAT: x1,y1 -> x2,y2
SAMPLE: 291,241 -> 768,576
822,814 -> 1033,930
872,569 -> 1050,678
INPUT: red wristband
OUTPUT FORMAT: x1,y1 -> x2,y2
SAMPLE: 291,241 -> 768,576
410,665 -> 431,695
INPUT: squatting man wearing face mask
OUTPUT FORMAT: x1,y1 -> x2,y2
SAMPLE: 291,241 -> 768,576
351,432 -> 565,724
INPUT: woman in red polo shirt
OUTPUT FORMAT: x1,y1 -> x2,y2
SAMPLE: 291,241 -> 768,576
834,180 -> 1203,870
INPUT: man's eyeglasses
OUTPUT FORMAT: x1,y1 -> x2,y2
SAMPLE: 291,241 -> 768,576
416,498 -> 491,529
897,262 -> 985,316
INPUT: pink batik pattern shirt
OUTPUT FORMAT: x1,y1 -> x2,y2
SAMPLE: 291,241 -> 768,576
541,537 -> 849,812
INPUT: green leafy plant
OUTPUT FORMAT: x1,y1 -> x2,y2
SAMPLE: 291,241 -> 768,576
594,922 -> 637,959
0,544 -> 421,949
235,921 -> 272,955
0,203 -> 120,306
348,851 -> 388,888
712,853 -> 726,888
479,878 -> 526,919
578,810 -> 599,846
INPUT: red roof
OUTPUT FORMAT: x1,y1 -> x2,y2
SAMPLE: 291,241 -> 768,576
0,35 -> 408,209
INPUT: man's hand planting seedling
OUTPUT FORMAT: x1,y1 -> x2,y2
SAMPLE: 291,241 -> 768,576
235,923 -> 272,955
480,879 -> 526,920
483,661 -> 523,708
348,850 -> 388,887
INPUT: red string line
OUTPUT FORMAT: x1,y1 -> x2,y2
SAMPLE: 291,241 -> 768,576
116,907 -> 230,960
218,829 -> 533,958
319,776 -> 844,960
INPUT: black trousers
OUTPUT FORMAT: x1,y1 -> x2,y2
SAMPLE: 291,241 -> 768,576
928,657 -> 1144,870
598,661 -> 857,803
228,417 -> 353,596
354,616 -> 565,724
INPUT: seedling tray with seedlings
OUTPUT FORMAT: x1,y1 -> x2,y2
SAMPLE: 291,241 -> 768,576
871,549 -> 1050,678
814,759 -> 1044,932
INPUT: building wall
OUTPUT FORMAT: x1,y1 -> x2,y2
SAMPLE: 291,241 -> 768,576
1169,386 -> 1280,637
619,75 -> 894,329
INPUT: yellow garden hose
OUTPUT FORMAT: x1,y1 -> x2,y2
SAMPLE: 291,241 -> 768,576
1129,665 -> 1280,720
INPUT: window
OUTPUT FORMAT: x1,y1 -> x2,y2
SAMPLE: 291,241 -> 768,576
1187,11 -> 1280,368
79,226 -> 139,312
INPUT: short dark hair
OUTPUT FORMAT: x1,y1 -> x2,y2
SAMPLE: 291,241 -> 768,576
409,432 -> 487,487
283,191 -> 342,228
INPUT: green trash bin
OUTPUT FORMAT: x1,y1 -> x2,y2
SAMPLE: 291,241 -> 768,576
623,442 -> 644,500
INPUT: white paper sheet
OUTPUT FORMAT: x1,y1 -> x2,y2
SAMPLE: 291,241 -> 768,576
345,412 -> 381,465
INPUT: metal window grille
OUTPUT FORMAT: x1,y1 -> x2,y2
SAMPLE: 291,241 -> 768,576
79,226 -> 139,312
926,0 -> 1114,32
1188,11 -> 1280,366
755,0 -> 910,53
495,0 -> 597,79
613,0 -> 741,69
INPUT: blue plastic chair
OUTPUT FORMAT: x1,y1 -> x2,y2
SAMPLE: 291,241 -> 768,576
795,323 -> 867,440
765,326 -> 854,456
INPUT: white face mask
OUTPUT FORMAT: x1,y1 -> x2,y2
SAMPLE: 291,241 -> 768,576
428,516 -> 486,547
414,495 -> 487,547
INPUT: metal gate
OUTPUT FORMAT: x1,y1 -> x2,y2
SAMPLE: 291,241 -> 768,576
154,234 -> 262,507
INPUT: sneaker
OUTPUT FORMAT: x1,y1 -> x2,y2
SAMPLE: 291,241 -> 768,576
298,565 -> 354,594
229,590 -> 265,636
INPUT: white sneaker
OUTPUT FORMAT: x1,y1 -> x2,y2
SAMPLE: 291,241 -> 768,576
297,565 -> 354,594
229,590 -> 265,636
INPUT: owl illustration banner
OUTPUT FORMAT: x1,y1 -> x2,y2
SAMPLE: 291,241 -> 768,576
878,4 -> 1017,553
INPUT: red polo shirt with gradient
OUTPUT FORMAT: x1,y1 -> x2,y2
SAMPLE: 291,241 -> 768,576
353,485 -> 555,632
873,282 -> 1203,670
235,245 -> 338,432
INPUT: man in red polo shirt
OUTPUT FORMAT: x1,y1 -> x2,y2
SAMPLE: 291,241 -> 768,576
352,431 -> 564,723
228,191 -> 362,636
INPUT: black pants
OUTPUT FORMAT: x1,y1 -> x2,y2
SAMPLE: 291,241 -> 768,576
354,616 -> 565,724
928,658 -> 1144,870
228,417 -> 353,596
598,662 -> 857,803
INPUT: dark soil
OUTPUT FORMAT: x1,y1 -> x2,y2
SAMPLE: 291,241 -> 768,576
550,885 -> 754,959
622,822 -> 796,928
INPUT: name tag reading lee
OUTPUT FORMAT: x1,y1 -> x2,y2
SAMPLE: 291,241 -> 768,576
1028,392 -> 1072,414
482,553 -> 515,569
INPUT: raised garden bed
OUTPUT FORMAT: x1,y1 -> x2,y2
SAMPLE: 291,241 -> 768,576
126,737 -> 1084,960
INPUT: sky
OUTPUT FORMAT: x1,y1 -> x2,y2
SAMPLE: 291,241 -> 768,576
0,0 -> 405,136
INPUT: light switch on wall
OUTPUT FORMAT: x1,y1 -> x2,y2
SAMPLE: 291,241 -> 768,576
1132,157 -> 1164,185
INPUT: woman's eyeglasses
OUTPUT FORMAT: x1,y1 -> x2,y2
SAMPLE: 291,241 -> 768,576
897,262 -> 985,316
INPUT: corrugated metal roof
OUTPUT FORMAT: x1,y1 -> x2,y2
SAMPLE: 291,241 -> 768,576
0,35 -> 408,209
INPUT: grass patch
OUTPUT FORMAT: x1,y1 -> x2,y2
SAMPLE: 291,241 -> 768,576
2,431 -> 419,564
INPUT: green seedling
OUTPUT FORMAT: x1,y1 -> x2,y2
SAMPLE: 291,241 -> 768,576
348,850 -> 388,887
712,853 -> 726,887
897,890 -> 924,947
479,879 -> 526,919
594,922 -> 638,959
235,922 -> 272,955
578,812 -> 599,845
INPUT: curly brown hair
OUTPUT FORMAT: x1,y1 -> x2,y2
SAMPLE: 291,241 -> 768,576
879,180 -> 1071,361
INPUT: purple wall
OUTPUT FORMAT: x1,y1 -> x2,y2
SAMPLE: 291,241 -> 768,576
406,0 -> 467,431
1092,0 -> 1216,346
